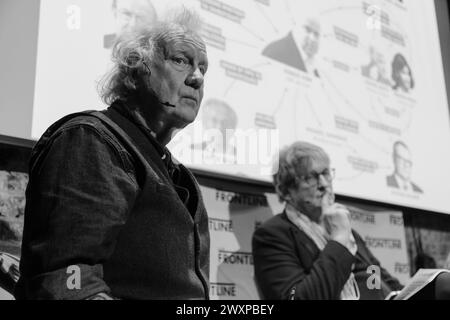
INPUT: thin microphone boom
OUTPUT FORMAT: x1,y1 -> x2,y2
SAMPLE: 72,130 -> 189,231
160,101 -> 176,108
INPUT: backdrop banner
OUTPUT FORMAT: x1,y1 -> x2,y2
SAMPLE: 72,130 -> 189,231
344,203 -> 411,286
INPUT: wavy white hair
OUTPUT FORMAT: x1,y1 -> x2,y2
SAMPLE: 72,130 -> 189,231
99,7 -> 204,105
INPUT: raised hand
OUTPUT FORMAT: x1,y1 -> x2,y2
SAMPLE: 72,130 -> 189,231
321,187 -> 353,249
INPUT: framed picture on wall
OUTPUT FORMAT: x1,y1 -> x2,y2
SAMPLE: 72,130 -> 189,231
0,135 -> 33,256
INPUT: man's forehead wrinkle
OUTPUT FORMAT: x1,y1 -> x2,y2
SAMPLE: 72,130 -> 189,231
296,157 -> 329,174
161,29 -> 206,53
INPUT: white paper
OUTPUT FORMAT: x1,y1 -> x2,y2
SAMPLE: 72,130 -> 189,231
394,269 -> 450,300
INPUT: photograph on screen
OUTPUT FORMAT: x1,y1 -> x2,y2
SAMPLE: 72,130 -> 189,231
262,17 -> 321,78
386,140 -> 423,194
361,45 -> 391,86
190,98 -> 238,164
391,53 -> 415,94
103,0 -> 158,49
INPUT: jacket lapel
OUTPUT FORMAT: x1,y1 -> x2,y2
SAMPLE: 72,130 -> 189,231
281,212 -> 321,265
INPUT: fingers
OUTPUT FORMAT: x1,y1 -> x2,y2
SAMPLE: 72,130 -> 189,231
335,207 -> 350,218
321,187 -> 334,209
334,203 -> 348,211
322,203 -> 350,221
335,203 -> 351,216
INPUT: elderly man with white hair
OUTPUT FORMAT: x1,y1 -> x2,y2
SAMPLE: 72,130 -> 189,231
16,8 -> 210,300
252,141 -> 403,300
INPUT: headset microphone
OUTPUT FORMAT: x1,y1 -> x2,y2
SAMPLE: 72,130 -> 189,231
160,101 -> 176,108
143,62 -> 176,108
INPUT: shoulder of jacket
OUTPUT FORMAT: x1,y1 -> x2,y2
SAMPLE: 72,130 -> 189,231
255,212 -> 290,235
49,112 -> 124,145
57,112 -> 107,130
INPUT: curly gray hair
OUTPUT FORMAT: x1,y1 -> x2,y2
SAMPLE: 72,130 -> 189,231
99,7 -> 204,105
273,141 -> 330,201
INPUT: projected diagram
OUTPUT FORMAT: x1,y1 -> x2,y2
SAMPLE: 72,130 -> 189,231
30,0 -> 450,211
191,0 -> 422,194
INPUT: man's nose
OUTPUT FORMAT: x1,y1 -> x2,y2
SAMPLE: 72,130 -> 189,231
185,67 -> 204,89
317,174 -> 330,188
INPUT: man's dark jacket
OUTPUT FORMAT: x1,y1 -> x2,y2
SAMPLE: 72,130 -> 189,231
15,101 -> 210,299
252,211 -> 403,300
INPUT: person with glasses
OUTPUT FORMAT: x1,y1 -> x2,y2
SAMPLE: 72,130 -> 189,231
386,141 -> 423,193
252,141 -> 403,299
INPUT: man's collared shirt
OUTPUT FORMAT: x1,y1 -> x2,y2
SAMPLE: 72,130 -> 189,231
394,173 -> 413,192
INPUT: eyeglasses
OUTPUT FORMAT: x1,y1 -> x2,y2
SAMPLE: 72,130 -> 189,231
297,168 -> 335,187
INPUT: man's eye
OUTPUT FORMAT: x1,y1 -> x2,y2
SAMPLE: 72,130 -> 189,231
172,57 -> 188,66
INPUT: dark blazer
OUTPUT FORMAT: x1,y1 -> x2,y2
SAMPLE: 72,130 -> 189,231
386,174 -> 423,193
252,211 -> 403,300
16,101 -> 210,300
262,32 -> 306,72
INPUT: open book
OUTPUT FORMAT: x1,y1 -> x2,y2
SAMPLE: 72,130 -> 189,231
387,268 -> 450,300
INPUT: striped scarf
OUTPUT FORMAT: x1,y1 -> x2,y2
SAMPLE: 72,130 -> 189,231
285,204 -> 360,300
